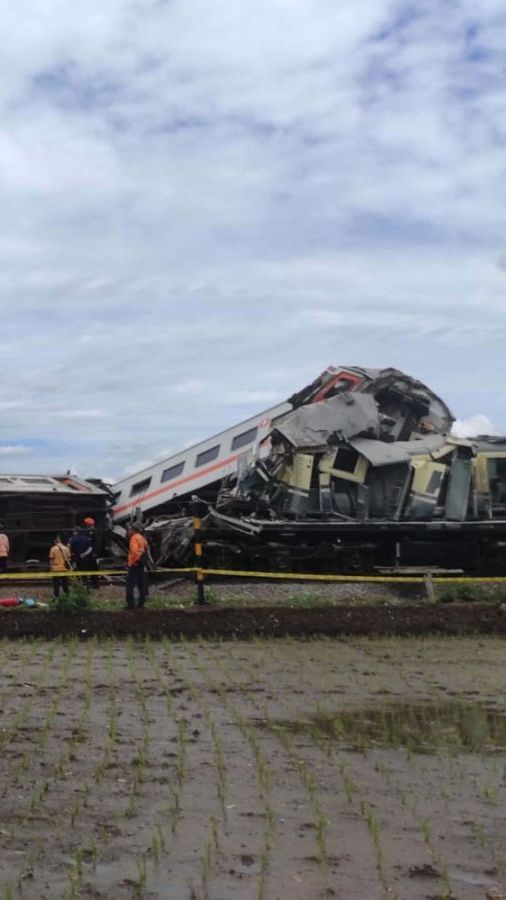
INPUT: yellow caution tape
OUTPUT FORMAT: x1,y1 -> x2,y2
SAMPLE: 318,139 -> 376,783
200,568 -> 506,584
0,567 -> 195,581
0,566 -> 505,584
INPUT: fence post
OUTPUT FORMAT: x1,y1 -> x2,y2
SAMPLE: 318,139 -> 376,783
191,497 -> 207,605
424,571 -> 436,604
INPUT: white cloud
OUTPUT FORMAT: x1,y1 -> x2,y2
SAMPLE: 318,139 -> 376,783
0,0 -> 503,478
122,459 -> 157,477
53,409 -> 108,420
0,445 -> 34,456
452,415 -> 499,439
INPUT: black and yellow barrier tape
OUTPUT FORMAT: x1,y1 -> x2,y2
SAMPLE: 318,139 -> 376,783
0,567 -> 505,584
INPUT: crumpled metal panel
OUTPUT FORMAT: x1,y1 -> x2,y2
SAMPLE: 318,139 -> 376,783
348,437 -> 411,466
272,392 -> 379,451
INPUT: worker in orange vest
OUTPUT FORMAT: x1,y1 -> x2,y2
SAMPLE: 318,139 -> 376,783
125,524 -> 149,609
49,535 -> 72,600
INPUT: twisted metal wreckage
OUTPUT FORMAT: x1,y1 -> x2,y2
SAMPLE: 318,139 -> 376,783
112,366 -> 506,574
1,366 -> 505,571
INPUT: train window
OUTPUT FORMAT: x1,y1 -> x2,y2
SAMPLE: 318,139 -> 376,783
161,461 -> 185,483
22,477 -> 51,484
334,447 -> 359,474
231,427 -> 258,451
426,470 -> 444,495
488,458 -> 506,504
129,477 -> 151,497
195,445 -> 220,467
111,491 -> 121,504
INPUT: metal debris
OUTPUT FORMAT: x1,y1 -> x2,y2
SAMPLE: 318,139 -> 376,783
119,366 -> 506,573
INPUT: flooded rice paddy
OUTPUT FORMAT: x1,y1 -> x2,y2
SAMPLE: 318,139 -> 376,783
269,700 -> 506,754
0,636 -> 505,899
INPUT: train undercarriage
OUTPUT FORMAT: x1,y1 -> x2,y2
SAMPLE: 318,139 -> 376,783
145,506 -> 506,575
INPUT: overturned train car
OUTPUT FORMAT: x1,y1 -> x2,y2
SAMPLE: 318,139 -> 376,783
0,474 -> 111,564
113,367 -> 506,573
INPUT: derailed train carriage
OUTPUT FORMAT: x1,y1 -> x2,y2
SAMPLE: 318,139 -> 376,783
0,474 -> 111,564
112,366 -> 506,574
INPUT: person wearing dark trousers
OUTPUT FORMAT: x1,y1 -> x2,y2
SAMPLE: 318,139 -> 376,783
69,525 -> 97,587
49,535 -> 71,599
125,524 -> 149,609
69,527 -> 92,569
83,517 -> 99,589
0,523 -> 9,573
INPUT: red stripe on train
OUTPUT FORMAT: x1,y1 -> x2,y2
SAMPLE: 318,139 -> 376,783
113,452 -> 241,516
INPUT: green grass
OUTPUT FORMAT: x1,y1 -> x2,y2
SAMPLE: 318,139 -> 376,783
438,583 -> 506,604
50,582 -> 91,614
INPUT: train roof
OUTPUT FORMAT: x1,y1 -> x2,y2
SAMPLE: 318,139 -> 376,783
0,474 -> 108,495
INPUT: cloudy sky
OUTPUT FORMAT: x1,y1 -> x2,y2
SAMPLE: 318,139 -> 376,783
1,0 -> 505,479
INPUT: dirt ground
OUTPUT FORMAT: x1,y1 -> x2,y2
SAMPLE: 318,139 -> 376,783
3,575 -> 506,640
4,572 -> 506,611
0,637 -> 505,899
0,577 -> 426,608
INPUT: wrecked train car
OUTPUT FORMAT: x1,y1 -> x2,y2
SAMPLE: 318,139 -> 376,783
112,365 -> 451,521
0,474 -> 111,564
113,367 -> 506,573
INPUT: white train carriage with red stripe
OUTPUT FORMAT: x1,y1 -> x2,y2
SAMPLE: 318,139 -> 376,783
111,366 -> 371,523
112,402 -> 290,521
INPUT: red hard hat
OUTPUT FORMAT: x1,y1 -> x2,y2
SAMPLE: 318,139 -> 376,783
84,517 -> 95,526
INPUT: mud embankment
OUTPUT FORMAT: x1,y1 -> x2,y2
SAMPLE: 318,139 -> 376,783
1,603 -> 506,638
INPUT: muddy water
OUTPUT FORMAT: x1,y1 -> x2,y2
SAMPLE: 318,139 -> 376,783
270,700 -> 506,754
1,637 -> 506,899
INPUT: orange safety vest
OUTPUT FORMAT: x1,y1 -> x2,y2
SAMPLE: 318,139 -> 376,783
128,533 -> 148,567
49,542 -> 71,572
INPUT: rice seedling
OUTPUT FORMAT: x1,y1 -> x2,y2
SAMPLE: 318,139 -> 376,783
196,813 -> 226,896
149,824 -> 165,863
472,820 -> 486,847
65,847 -> 85,900
214,644 -> 332,876
1,636 -> 505,899
132,856 -> 147,898
146,640 -> 186,832
185,643 -> 276,898
359,801 -> 390,896
482,783 -> 498,805
176,663 -> 229,818
0,643 -> 56,756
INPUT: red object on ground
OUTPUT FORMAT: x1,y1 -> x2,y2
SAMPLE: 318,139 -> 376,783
0,597 -> 21,607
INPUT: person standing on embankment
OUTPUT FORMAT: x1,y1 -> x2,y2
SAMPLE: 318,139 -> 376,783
69,526 -> 94,585
83,516 -> 99,588
125,524 -> 149,609
49,535 -> 72,600
0,524 -> 9,573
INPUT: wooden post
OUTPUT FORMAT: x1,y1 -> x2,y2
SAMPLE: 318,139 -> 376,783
424,571 -> 436,604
